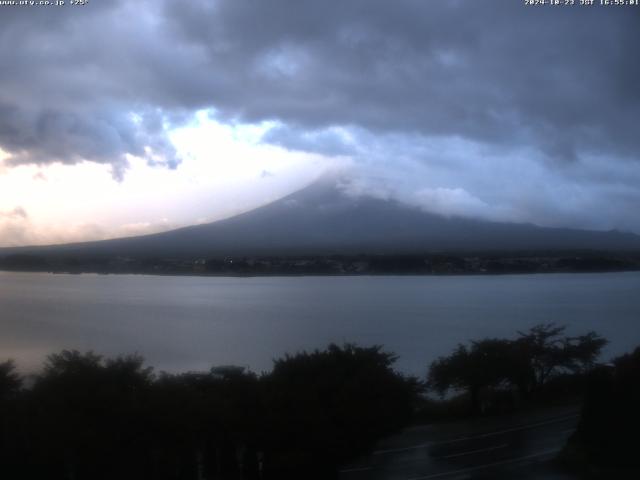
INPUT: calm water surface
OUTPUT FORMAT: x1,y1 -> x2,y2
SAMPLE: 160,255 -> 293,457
1,271 -> 639,375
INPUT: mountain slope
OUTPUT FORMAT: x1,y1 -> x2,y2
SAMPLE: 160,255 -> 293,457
2,179 -> 640,259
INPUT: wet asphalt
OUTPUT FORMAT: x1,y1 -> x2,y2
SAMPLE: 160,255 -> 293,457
339,405 -> 580,480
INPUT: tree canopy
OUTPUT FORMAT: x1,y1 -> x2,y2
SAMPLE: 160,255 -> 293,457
0,343 -> 420,480
428,324 -> 607,413
264,343 -> 422,474
0,360 -> 21,400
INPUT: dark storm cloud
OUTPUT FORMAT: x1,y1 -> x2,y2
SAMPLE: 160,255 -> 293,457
161,0 -> 640,160
0,1 -> 181,177
0,0 -> 638,229
161,0 -> 640,231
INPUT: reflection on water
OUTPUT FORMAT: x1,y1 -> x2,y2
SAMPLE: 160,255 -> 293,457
1,271 -> 639,374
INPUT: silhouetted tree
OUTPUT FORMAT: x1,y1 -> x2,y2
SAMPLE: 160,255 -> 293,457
0,360 -> 21,400
567,346 -> 640,471
428,325 -> 607,413
28,351 -> 155,480
428,339 -> 519,414
262,343 -> 421,478
516,324 -> 607,394
149,365 -> 262,479
0,360 -> 22,476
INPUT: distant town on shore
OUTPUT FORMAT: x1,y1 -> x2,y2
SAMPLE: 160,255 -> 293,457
1,251 -> 639,276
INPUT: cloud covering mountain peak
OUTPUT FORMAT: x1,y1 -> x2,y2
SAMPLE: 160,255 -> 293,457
1,0 -> 639,239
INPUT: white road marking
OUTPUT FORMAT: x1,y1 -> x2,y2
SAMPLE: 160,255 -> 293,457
373,413 -> 578,455
440,443 -> 508,459
433,415 -> 578,445
374,442 -> 432,455
405,448 -> 561,480
339,466 -> 372,473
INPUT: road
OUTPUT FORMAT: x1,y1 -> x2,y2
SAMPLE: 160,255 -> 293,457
339,405 -> 580,480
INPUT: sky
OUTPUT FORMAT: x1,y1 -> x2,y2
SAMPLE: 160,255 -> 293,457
0,0 -> 639,247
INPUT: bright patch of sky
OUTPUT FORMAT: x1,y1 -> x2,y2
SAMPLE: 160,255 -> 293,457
0,112 -> 337,247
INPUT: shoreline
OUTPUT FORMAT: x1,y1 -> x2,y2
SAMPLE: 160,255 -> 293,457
1,267 -> 639,278
2,251 -> 639,278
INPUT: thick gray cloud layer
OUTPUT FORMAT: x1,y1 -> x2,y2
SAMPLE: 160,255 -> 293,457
0,1 -> 638,229
166,0 -> 639,159
0,1 -> 180,178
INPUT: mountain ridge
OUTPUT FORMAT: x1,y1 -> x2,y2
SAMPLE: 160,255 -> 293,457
2,179 -> 640,259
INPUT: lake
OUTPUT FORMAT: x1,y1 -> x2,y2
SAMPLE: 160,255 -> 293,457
1,271 -> 639,376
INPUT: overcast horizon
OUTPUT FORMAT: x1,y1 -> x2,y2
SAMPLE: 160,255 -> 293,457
1,0 -> 639,247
